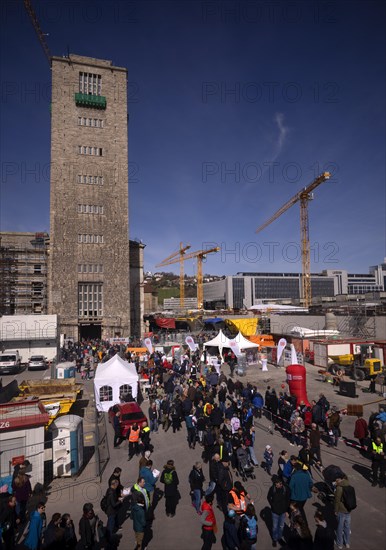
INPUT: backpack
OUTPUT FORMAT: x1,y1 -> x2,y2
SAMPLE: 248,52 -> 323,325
100,495 -> 108,513
341,485 -> 357,512
163,471 -> 173,485
185,415 -> 194,429
204,430 -> 215,447
243,515 -> 257,540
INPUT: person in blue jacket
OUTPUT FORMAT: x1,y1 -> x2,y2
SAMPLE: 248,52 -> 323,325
282,455 -> 297,484
139,459 -> 158,500
24,502 -> 45,550
252,393 -> 264,418
222,509 -> 240,549
289,463 -> 314,517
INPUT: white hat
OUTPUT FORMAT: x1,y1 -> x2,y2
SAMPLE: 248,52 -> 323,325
144,450 -> 151,459
266,445 -> 271,450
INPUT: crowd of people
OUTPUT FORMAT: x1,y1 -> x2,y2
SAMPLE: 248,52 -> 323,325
1,340 -> 385,550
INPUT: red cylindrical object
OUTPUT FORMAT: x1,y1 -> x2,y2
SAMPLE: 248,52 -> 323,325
286,364 -> 310,407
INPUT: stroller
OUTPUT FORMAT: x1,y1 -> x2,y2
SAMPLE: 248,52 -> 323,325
235,445 -> 256,482
316,464 -> 346,504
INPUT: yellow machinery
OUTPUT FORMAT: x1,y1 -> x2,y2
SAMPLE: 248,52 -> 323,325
156,243 -> 191,309
329,354 -> 356,366
330,358 -> 383,381
256,173 -> 331,308
157,246 -> 220,310
14,379 -> 82,426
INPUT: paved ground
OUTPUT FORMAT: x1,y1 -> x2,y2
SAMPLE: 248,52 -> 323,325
9,362 -> 386,549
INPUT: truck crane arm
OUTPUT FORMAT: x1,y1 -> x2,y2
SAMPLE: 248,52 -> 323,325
24,0 -> 51,65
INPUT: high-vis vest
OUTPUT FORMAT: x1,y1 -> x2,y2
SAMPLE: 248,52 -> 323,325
229,489 -> 247,513
201,501 -> 216,531
372,441 -> 384,454
133,484 -> 149,509
129,427 -> 140,442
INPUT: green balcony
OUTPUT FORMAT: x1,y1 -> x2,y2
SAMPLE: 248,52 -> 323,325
75,93 -> 106,109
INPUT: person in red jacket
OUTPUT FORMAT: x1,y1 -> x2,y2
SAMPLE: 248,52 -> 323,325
354,414 -> 368,448
200,493 -> 217,550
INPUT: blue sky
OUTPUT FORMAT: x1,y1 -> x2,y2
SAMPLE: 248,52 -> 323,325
1,0 -> 385,277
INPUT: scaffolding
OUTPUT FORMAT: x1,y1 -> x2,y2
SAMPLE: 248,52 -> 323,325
337,302 -> 377,339
0,233 -> 49,315
0,243 -> 17,315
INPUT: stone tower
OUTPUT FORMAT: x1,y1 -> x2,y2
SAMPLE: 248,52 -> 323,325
48,54 -> 130,339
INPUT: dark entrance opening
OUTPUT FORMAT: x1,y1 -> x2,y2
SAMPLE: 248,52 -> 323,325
79,323 -> 102,340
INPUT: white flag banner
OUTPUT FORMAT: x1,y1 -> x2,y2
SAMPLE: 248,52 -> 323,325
277,338 -> 287,365
185,336 -> 197,352
229,339 -> 242,357
143,337 -> 153,355
290,344 -> 298,365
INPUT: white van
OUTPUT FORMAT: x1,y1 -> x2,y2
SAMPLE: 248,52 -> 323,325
0,350 -> 22,374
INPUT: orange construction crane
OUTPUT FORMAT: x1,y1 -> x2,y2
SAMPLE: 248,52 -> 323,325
255,172 -> 331,308
156,243 -> 191,309
157,246 -> 220,310
24,0 -> 52,65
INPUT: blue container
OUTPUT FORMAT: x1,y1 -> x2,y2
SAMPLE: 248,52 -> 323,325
50,415 -> 84,477
56,362 -> 76,379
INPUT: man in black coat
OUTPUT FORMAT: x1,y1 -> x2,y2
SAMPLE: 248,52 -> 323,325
0,494 -> 18,550
78,503 -> 97,550
267,476 -> 290,547
206,453 -> 221,499
313,510 -> 334,550
210,404 -> 224,439
113,411 -> 122,448
105,479 -> 123,538
217,460 -> 233,516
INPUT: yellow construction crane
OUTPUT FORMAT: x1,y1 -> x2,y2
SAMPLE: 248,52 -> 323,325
24,0 -> 52,65
256,172 -> 331,308
157,246 -> 220,310
156,243 -> 191,309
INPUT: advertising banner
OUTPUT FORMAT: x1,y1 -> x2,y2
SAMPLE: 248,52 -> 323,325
185,335 -> 198,352
277,338 -> 287,364
229,339 -> 242,357
143,337 -> 153,355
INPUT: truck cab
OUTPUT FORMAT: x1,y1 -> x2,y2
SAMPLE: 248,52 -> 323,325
365,358 -> 382,377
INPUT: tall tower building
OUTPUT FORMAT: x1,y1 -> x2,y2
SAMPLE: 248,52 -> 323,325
48,55 -> 130,339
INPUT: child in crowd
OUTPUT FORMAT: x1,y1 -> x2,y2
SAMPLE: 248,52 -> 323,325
263,445 -> 274,475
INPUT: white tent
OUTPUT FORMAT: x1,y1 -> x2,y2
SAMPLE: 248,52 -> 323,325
203,329 -> 232,359
233,332 -> 259,350
94,355 -> 139,412
249,303 -> 308,312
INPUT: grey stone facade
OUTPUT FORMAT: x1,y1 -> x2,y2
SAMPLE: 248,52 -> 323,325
129,240 -> 145,337
48,54 -> 130,339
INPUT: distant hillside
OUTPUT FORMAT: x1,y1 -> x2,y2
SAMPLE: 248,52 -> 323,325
145,271 -> 224,305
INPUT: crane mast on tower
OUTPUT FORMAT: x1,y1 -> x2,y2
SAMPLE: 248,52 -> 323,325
255,172 -> 331,308
156,243 -> 191,309
157,246 -> 220,310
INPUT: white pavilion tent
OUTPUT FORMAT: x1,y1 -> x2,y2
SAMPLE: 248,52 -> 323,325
94,354 -> 139,412
203,329 -> 232,359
